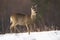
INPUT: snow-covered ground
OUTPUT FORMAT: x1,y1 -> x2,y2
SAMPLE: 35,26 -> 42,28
0,30 -> 60,40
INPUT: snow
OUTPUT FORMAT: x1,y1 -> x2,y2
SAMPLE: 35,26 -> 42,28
0,30 -> 60,40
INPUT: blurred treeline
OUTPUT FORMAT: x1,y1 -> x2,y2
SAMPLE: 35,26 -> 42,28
31,0 -> 60,31
0,0 -> 60,33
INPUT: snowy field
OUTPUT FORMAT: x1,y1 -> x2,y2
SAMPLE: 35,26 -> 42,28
0,30 -> 60,40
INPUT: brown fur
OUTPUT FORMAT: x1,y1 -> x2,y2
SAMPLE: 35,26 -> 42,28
10,7 -> 36,34
10,14 -> 31,34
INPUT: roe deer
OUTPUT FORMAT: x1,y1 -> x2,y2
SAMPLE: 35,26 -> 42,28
10,6 -> 37,34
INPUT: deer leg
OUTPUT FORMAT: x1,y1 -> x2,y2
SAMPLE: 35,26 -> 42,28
10,23 -> 15,33
14,26 -> 16,33
15,26 -> 20,33
13,24 -> 20,33
16,28 -> 20,32
26,24 -> 30,35
10,25 -> 12,33
14,24 -> 20,33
